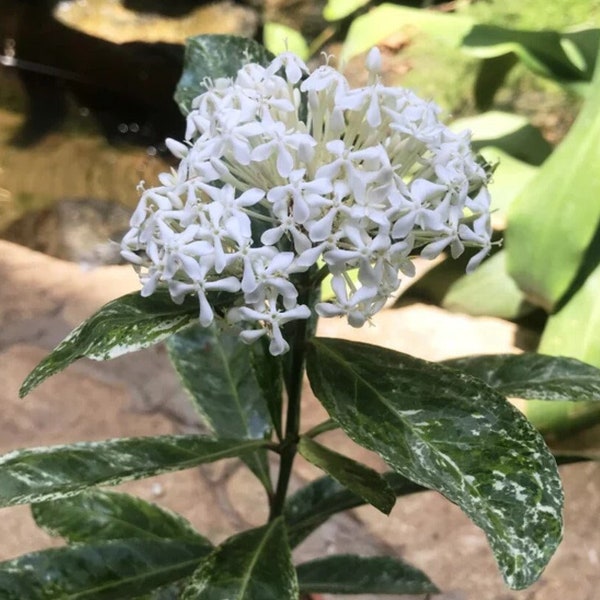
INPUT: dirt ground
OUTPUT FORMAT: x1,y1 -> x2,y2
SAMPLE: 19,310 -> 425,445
1,239 -> 599,600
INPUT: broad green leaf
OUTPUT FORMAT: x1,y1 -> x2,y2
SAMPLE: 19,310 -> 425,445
323,0 -> 370,21
181,518 -> 298,600
263,23 -> 309,60
443,250 -> 535,319
307,338 -> 563,589
479,148 -> 540,223
167,324 -> 272,491
506,43 -> 600,310
340,4 -> 473,64
175,35 -> 275,115
473,54 -> 519,110
443,353 -> 600,402
462,25 -> 599,84
19,289 -> 213,398
297,554 -> 438,595
451,111 -> 551,166
0,539 -> 208,600
284,472 -> 424,548
0,435 -> 266,507
32,490 -> 208,544
523,260 -> 600,435
297,437 -> 395,515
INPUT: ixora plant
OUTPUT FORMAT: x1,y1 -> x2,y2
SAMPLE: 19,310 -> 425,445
3,35 -> 600,598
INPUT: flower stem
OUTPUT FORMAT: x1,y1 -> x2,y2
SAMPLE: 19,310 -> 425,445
269,282 -> 313,520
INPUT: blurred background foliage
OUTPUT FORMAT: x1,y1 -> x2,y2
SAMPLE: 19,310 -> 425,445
1,0 -> 599,444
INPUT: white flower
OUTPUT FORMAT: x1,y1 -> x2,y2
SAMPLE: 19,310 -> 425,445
122,46 -> 493,354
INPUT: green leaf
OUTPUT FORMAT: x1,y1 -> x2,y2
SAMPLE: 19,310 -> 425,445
473,53 -> 519,110
181,518 -> 298,600
523,260 -> 600,436
297,437 -> 395,515
284,472 -> 423,548
341,4 -> 473,64
19,289 -> 209,398
443,353 -> 600,402
263,23 -> 309,60
297,554 -> 438,595
451,111 -> 551,167
443,250 -> 535,319
175,35 -> 275,115
323,0 -> 370,21
167,324 -> 272,491
462,25 -> 599,84
136,582 -> 188,600
0,435 -> 267,507
306,337 -> 563,590
506,43 -> 600,310
32,489 -> 208,544
0,539 -> 209,600
479,147 -> 541,219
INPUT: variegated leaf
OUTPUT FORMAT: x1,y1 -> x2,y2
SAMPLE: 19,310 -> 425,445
19,289 -> 220,397
0,436 -> 266,506
306,337 -> 563,590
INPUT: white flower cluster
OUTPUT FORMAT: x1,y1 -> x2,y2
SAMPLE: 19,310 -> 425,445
121,48 -> 492,355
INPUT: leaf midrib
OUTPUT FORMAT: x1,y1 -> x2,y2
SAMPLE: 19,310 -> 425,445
313,341 -> 500,519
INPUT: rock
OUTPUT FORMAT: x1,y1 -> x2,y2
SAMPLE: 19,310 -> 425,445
0,240 -> 199,426
55,0 -> 259,43
1,198 -> 131,267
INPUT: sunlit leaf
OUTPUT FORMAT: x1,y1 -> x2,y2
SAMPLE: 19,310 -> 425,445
175,35 -> 274,115
451,111 -> 551,166
32,490 -> 208,544
297,554 -> 438,595
341,4 -> 473,64
443,250 -> 535,319
297,437 -> 395,515
263,23 -> 309,60
463,25 -> 599,84
0,436 -> 267,507
506,44 -> 600,310
181,518 -> 297,600
0,539 -> 209,600
307,337 -> 563,589
323,0 -> 370,21
524,261 -> 600,435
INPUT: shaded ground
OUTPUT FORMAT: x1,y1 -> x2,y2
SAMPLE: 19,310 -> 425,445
1,240 -> 599,600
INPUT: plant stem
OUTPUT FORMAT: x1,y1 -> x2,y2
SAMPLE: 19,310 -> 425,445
269,284 -> 313,520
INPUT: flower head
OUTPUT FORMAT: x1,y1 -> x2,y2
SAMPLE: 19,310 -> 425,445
122,47 -> 492,354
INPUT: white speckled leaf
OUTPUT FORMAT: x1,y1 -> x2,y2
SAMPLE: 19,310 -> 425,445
443,353 -> 600,401
284,473 -> 424,548
0,539 -> 210,599
296,554 -> 438,595
306,338 -> 564,590
19,289 -> 231,398
32,489 -> 208,544
181,518 -> 298,600
297,437 -> 396,515
167,324 -> 273,491
0,435 -> 266,507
